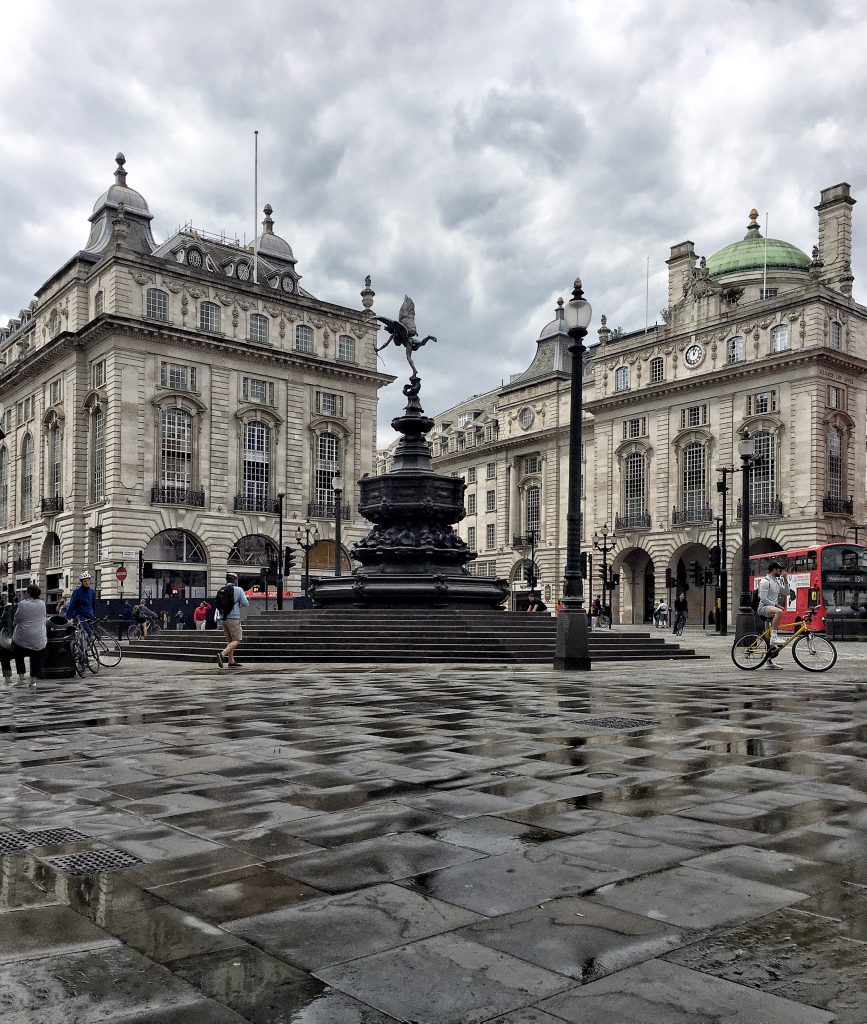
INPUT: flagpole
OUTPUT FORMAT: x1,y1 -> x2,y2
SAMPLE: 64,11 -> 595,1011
253,130 -> 259,284
645,255 -> 650,333
762,211 -> 768,299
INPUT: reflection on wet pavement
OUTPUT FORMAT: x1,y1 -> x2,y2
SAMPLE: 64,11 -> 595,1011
0,655 -> 864,1022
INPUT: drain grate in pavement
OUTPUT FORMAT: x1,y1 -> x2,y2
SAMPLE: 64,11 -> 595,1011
20,827 -> 91,846
579,716 -> 660,730
489,769 -> 521,778
0,832 -> 31,854
525,712 -> 558,719
46,850 -> 143,875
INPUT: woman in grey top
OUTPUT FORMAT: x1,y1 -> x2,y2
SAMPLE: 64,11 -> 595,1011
0,584 -> 48,686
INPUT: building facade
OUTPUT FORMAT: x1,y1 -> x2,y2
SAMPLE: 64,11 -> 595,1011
0,154 -> 390,602
418,184 -> 866,620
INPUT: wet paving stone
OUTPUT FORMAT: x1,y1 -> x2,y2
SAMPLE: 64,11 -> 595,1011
0,903 -> 119,963
665,906 -> 867,1023
537,958 -> 836,1023
418,814 -> 563,854
795,881 -> 867,940
686,844 -> 841,894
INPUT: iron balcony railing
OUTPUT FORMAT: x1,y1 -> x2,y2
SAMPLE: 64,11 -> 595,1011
512,532 -> 540,549
151,485 -> 206,507
671,505 -> 713,526
41,495 -> 64,514
307,502 -> 351,520
13,557 -> 32,572
823,494 -> 853,515
233,494 -> 281,514
614,512 -> 651,531
736,498 -> 783,518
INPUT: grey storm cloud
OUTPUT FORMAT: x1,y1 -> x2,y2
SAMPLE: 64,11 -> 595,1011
2,0 -> 867,439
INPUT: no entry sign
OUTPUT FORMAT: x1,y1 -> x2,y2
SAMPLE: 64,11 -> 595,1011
116,566 -> 128,583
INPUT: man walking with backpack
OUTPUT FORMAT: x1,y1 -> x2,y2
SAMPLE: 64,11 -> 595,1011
215,572 -> 248,669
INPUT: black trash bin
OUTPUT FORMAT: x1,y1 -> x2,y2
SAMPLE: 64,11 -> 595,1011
41,615 -> 76,679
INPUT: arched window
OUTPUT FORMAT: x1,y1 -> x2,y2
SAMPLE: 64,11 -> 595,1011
624,452 -> 645,517
315,432 -> 340,508
771,324 -> 788,353
48,310 -> 61,337
95,290 -> 104,316
228,534 -> 279,567
199,301 -> 220,332
146,288 -> 169,321
46,532 -> 62,567
727,336 -> 744,363
20,434 -> 33,520
525,485 -> 540,534
295,324 -> 314,353
90,407 -> 105,501
520,408 -> 534,429
48,421 -> 62,499
338,335 -> 355,361
160,409 -> 193,493
249,313 -> 269,344
0,448 -> 7,527
828,428 -> 844,501
615,366 -> 629,391
750,430 -> 775,508
830,322 -> 842,349
243,421 -> 271,508
143,529 -> 206,563
682,442 -> 706,513
650,356 -> 664,383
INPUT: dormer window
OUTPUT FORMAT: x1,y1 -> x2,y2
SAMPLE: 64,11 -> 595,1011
236,262 -> 251,282
187,249 -> 203,268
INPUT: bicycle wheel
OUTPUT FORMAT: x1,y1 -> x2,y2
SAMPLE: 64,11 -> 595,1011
85,639 -> 100,674
792,633 -> 837,672
731,633 -> 769,670
674,614 -> 686,636
599,615 -> 611,629
94,634 -> 122,668
127,623 -> 142,640
72,637 -> 88,677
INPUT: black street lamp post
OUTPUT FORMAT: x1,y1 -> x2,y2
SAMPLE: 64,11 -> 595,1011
554,278 -> 592,671
276,492 -> 285,610
593,524 -> 614,629
294,519 -> 320,599
735,430 -> 756,640
715,467 -> 736,636
332,472 -> 344,577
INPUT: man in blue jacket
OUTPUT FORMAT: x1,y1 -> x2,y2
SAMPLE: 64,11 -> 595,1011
66,572 -> 96,632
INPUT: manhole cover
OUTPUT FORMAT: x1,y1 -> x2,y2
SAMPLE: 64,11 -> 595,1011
46,850 -> 143,875
579,716 -> 659,730
0,832 -> 31,854
21,827 -> 90,846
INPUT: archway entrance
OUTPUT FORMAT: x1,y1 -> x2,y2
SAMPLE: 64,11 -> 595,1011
510,557 -> 543,611
143,529 -> 208,598
308,539 -> 351,576
613,547 -> 654,624
228,534 -> 279,592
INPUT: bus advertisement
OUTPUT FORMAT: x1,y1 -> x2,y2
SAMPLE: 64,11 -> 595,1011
748,543 -> 867,632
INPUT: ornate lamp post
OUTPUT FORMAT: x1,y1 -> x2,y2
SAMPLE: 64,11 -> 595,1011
332,472 -> 344,576
735,430 -> 756,640
294,519 -> 320,599
276,492 -> 285,610
554,278 -> 592,671
593,524 -> 614,629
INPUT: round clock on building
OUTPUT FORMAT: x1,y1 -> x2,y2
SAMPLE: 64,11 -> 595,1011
684,344 -> 703,367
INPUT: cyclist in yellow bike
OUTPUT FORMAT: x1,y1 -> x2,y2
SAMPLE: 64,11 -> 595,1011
757,560 -> 787,667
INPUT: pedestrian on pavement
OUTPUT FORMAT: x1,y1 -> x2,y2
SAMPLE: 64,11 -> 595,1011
526,593 -> 539,612
216,572 -> 248,669
160,609 -> 170,631
655,598 -> 669,628
55,593 -> 69,616
193,601 -> 211,631
0,584 -> 48,686
174,608 -> 185,630
590,598 -> 601,630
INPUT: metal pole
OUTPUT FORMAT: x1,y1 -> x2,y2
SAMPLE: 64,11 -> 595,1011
304,537 -> 310,597
253,130 -> 259,284
735,448 -> 753,640
334,502 -> 342,576
138,550 -> 143,601
277,493 -> 284,610
720,473 -> 729,636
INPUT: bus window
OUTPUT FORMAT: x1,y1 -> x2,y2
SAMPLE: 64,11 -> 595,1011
822,545 -> 867,571
792,551 -> 817,571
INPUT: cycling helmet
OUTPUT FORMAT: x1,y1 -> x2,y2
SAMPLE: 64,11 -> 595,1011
79,572 -> 92,581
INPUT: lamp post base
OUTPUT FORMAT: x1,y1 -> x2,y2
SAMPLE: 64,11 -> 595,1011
734,609 -> 756,641
554,607 -> 591,671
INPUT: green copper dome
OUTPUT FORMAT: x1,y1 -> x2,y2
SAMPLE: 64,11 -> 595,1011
707,210 -> 810,279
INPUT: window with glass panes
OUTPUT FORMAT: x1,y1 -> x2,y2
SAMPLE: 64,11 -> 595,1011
49,534 -> 61,567
682,442 -> 706,512
315,433 -> 340,506
467,526 -> 476,550
467,493 -> 476,515
615,366 -> 629,391
50,379 -> 62,405
95,290 -> 104,316
525,455 -> 542,474
727,336 -> 744,363
650,357 -> 664,383
295,325 -> 314,353
828,428 -> 843,500
338,335 -> 355,361
486,489 -> 496,512
160,409 -> 193,491
486,523 -> 496,549
680,404 -> 708,428
623,417 -> 646,440
243,421 -> 271,504
0,448 -> 7,527
830,321 -> 842,349
199,301 -> 220,332
21,434 -> 33,520
829,386 -> 843,410
92,360 -> 106,388
750,431 -> 775,503
486,461 -> 496,479
160,362 -> 196,391
242,377 -> 273,405
467,467 -> 476,483
50,425 -> 62,497
771,324 -> 788,352
526,485 -> 540,534
249,313 -> 269,344
146,289 -> 168,321
624,452 -> 645,517
316,391 -> 343,416
90,408 -> 105,499
747,390 -> 776,415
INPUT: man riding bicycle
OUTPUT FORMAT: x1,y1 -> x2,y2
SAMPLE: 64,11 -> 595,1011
65,572 -> 96,633
673,591 -> 688,634
132,601 -> 159,637
758,560 -> 787,670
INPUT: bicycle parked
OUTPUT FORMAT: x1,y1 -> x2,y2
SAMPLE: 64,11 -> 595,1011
731,609 -> 837,672
90,617 -> 123,667
71,619 -> 100,677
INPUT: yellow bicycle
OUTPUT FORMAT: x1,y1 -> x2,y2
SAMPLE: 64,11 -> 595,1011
731,609 -> 837,672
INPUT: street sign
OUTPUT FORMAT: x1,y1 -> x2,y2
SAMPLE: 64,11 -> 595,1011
116,566 -> 128,583
120,550 -> 135,558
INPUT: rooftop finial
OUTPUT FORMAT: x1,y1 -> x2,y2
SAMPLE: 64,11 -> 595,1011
749,208 -> 759,224
114,152 -> 127,186
262,204 -> 274,233
361,275 -> 375,311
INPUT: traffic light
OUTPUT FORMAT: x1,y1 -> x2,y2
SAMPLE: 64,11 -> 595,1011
704,568 -> 715,587
579,552 -> 588,578
709,545 -> 721,573
259,566 -> 268,581
611,573 -> 620,588
689,560 -> 700,585
283,546 -> 296,575
665,567 -> 673,590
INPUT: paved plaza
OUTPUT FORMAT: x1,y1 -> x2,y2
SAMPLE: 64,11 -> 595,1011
1,629 -> 865,1023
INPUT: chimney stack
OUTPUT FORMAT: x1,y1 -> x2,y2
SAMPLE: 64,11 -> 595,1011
816,183 -> 855,294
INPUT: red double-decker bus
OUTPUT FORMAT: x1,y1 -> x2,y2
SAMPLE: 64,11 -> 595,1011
748,542 -> 867,631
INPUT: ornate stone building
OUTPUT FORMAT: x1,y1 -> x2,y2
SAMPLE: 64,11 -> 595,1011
0,154 -> 390,602
419,183 -> 866,620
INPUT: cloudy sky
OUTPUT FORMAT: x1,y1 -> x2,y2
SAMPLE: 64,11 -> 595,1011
2,0 -> 866,441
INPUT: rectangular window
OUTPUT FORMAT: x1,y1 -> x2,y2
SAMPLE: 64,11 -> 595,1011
94,290 -> 104,316
623,417 -> 646,439
199,302 -> 220,332
486,523 -> 496,549
91,360 -> 106,388
760,288 -> 778,299
249,313 -> 269,344
525,455 -> 542,474
50,379 -> 62,406
295,325 -> 314,353
467,467 -> 476,484
337,335 -> 355,361
468,560 -> 496,577
486,489 -> 496,512
315,391 -> 343,417
23,396 -> 32,421
160,362 -> 196,391
484,424 -> 496,443
829,385 -> 843,410
830,322 -> 842,349
747,390 -> 777,416
680,404 -> 708,428
615,366 -> 629,391
467,493 -> 476,516
467,526 -> 476,550
146,289 -> 168,321
486,461 -> 496,479
650,358 -> 664,384
458,412 -> 473,427
242,376 -> 273,405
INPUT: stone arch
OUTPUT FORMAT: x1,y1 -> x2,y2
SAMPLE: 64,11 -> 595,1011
308,539 -> 351,573
610,545 -> 656,624
142,528 -> 209,598
729,536 -> 783,621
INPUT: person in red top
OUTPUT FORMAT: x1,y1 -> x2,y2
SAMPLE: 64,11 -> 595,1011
193,601 -> 211,631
